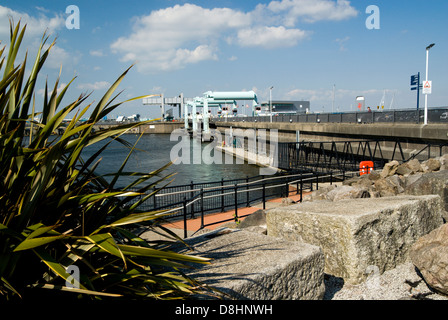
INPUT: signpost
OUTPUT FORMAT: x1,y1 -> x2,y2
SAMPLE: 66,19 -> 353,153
410,72 -> 421,111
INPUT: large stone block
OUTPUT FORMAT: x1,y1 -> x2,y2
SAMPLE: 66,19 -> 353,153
178,229 -> 325,300
266,195 -> 444,285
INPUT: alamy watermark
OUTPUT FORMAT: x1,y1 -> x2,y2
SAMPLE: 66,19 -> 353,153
66,5 -> 80,30
170,129 -> 278,176
65,264 -> 80,289
366,5 -> 380,30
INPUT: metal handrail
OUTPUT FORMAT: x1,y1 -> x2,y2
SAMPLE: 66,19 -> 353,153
172,170 -> 358,238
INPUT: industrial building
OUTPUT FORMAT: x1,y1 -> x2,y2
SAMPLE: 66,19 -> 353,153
255,101 -> 310,116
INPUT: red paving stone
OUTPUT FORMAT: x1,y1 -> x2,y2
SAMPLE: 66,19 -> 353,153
162,191 -> 309,233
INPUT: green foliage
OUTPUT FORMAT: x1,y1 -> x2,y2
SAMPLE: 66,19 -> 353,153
0,21 -> 213,301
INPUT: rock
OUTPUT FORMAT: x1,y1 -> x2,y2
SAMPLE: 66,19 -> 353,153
374,178 -> 399,197
326,185 -> 370,201
404,172 -> 423,189
308,185 -> 337,201
410,224 -> 448,296
438,154 -> 448,171
179,229 -> 326,300
343,177 -> 361,186
396,164 -> 412,176
421,158 -> 441,173
266,195 -> 444,285
380,160 -> 400,178
368,170 -> 381,181
406,159 -> 422,173
405,170 -> 448,212
281,198 -> 295,206
237,209 -> 266,229
385,175 -> 405,194
356,176 -> 375,188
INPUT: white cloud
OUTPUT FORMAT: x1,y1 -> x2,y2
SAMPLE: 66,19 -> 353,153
77,81 -> 111,91
268,0 -> 358,25
111,4 -> 250,73
111,1 -> 358,73
90,50 -> 105,57
44,45 -> 73,69
236,26 -> 308,48
0,5 -> 64,38
37,83 -> 68,97
335,36 -> 350,51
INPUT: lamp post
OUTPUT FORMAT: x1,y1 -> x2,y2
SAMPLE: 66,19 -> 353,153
424,43 -> 435,125
269,86 -> 274,123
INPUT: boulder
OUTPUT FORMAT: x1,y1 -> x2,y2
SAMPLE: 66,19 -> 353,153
380,160 -> 400,178
396,164 -> 412,176
326,185 -> 370,201
438,154 -> 448,171
281,198 -> 296,206
374,178 -> 399,197
367,170 -> 381,181
385,175 -> 405,194
237,209 -> 266,229
267,195 -> 444,285
410,224 -> 448,296
421,158 -> 441,173
405,159 -> 422,174
405,170 -> 448,212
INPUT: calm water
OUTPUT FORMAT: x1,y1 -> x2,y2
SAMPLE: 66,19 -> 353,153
82,134 -> 261,187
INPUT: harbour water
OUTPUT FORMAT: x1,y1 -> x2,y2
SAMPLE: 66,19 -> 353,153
82,133 -> 261,188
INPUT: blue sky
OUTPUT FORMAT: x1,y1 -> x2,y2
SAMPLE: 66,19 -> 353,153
1,0 -> 447,119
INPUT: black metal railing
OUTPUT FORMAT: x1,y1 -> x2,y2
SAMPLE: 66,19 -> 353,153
132,170 -> 357,237
212,107 -> 448,124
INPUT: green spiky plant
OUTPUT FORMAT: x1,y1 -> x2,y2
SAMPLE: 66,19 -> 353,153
0,21 -> 212,301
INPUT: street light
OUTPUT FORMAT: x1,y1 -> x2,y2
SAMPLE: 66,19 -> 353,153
424,43 -> 435,125
269,86 -> 274,123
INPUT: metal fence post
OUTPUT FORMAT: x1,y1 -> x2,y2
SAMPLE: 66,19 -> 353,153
190,181 -> 195,218
246,176 -> 250,207
153,187 -> 157,209
183,197 -> 187,239
262,179 -> 266,210
234,184 -> 238,221
200,188 -> 204,229
221,178 -> 225,212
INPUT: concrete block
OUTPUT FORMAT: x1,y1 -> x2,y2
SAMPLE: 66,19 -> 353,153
266,195 -> 444,285
179,229 -> 325,300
